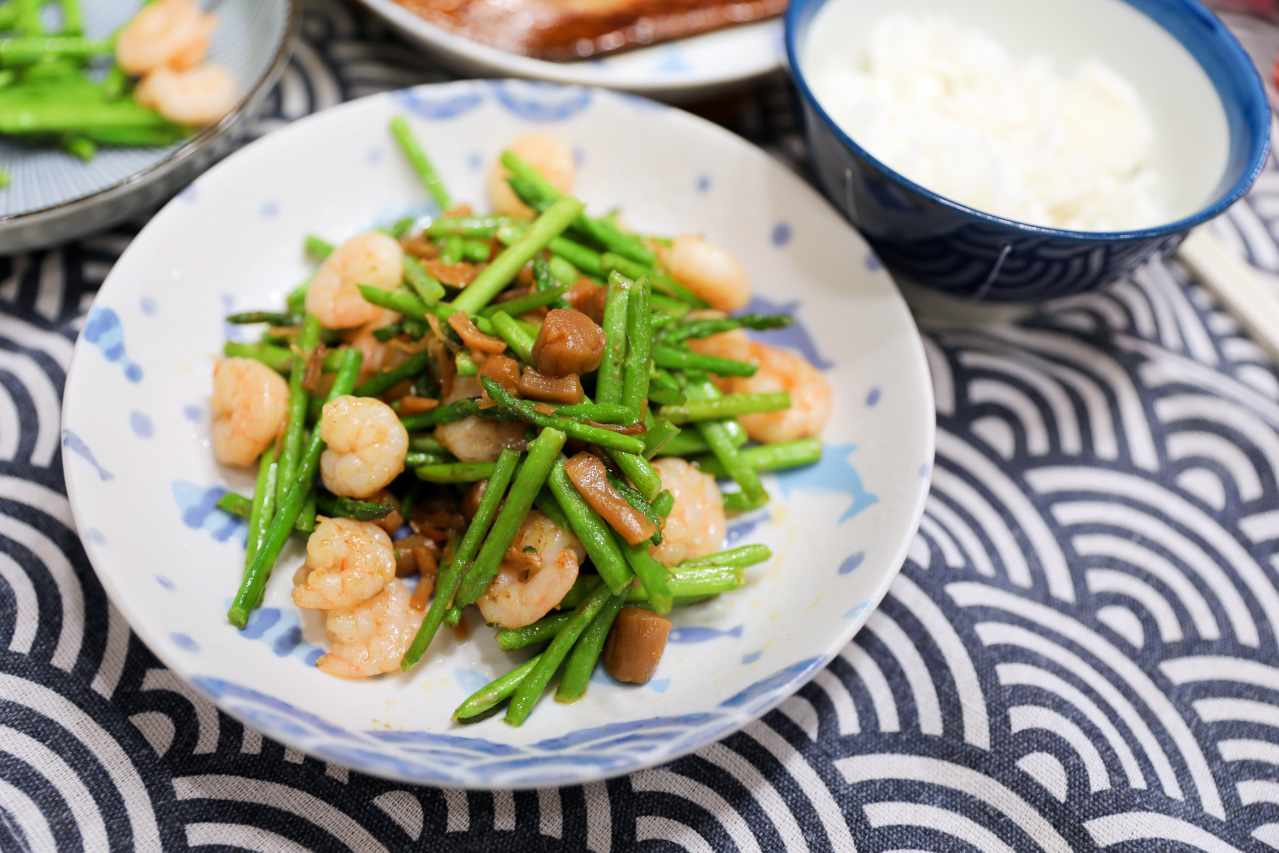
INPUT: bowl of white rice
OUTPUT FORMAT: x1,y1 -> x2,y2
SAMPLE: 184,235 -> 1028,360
785,0 -> 1271,302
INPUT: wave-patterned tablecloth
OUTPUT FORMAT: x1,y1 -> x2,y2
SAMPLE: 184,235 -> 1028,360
7,0 -> 1279,849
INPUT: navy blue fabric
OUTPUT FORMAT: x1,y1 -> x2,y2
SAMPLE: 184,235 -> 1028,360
5,1 -> 1279,849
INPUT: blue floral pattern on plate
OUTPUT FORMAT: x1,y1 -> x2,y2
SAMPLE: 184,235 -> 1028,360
191,653 -> 833,786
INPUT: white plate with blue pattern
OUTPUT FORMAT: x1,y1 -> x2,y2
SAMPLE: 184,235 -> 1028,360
357,0 -> 783,102
0,0 -> 296,254
62,79 -> 935,788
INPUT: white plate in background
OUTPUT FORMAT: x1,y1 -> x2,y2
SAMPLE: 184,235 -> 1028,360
357,0 -> 785,102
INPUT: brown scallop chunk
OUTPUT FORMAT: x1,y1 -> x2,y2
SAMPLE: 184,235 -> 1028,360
518,367 -> 585,404
393,532 -> 438,576
478,354 -> 523,399
562,452 -> 658,546
604,607 -> 671,684
448,312 -> 508,354
565,280 -> 607,324
564,279 -> 599,310
365,489 -> 405,535
532,308 -> 606,378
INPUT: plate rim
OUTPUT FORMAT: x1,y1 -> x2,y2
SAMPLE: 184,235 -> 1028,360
0,0 -> 301,229
62,79 -> 937,788
355,0 -> 785,95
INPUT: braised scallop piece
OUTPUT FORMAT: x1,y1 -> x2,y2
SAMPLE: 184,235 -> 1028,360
393,532 -> 438,577
604,607 -> 672,684
564,279 -> 599,310
563,452 -> 657,546
518,367 -> 584,404
579,286 -> 609,326
532,308 -> 606,378
448,312 -> 508,354
365,489 -> 405,535
478,354 -> 523,397
565,279 -> 607,324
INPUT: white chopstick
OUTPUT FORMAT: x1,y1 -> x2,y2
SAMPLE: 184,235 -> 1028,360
1176,225 -> 1279,360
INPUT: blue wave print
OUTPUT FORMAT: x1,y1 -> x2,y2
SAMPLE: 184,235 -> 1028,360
773,442 -> 878,523
490,80 -> 593,122
172,480 -> 245,544
391,85 -> 484,120
588,668 -> 671,693
62,429 -> 112,481
726,509 -> 771,545
843,601 -> 871,621
589,729 -> 680,753
239,606 -> 324,666
465,754 -> 639,785
191,670 -> 824,786
720,657 -> 821,709
743,295 -> 834,370
221,294 -> 248,343
129,411 -> 154,439
453,668 -> 493,694
533,714 -> 720,751
313,743 -> 465,784
839,551 -> 865,575
653,44 -> 691,73
370,729 -> 525,757
232,706 -> 314,739
192,677 -> 363,741
82,307 -> 142,382
668,624 -> 744,644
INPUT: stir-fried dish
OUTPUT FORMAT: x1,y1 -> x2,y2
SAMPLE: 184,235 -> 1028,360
0,0 -> 236,185
212,119 -> 832,726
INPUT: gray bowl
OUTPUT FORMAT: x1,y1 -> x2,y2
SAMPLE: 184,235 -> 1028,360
0,0 -> 298,254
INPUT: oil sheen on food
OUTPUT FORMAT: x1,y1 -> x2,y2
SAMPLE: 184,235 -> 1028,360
807,13 -> 1163,232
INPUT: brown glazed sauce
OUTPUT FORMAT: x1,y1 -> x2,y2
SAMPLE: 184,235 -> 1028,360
392,0 -> 787,61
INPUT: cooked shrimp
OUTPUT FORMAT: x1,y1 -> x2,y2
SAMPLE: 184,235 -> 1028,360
728,343 -> 831,444
133,63 -> 236,127
678,313 -> 754,390
293,517 -> 396,610
305,232 -> 404,330
319,396 -> 409,499
347,309 -> 409,385
476,510 -> 585,629
658,235 -> 752,312
647,458 -> 726,567
115,0 -> 216,75
316,578 -> 424,678
489,133 -> 576,218
210,356 -> 289,467
435,416 -> 527,463
433,376 -> 527,462
696,336 -> 751,392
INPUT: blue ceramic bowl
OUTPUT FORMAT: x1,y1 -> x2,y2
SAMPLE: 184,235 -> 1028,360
785,0 -> 1272,302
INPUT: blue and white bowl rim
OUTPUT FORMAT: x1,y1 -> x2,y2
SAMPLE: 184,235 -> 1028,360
784,0 -> 1273,241
0,0 -> 300,227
